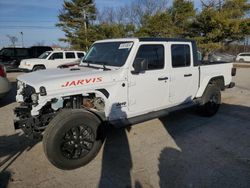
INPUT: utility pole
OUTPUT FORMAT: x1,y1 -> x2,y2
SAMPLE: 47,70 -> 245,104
82,9 -> 88,50
20,32 -> 24,47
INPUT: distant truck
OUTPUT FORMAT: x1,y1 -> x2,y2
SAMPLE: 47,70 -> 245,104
19,50 -> 86,71
0,46 -> 53,72
14,38 -> 236,170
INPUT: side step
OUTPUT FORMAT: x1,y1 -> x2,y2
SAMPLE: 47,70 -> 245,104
110,101 -> 199,128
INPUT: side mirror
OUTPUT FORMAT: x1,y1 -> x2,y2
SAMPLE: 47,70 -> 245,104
132,58 -> 148,74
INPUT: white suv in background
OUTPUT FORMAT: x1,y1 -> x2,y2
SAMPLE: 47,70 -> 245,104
236,53 -> 250,62
19,51 -> 86,71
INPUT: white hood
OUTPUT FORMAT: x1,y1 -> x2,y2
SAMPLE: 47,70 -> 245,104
21,58 -> 42,63
17,66 -> 118,93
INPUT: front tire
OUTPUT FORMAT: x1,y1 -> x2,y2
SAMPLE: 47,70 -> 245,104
199,84 -> 221,117
43,109 -> 105,170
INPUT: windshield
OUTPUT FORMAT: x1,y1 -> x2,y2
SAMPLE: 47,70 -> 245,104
0,49 -> 13,56
38,51 -> 51,59
81,42 -> 133,67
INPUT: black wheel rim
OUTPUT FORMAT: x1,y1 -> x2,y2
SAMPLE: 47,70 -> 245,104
207,93 -> 219,111
60,125 -> 95,160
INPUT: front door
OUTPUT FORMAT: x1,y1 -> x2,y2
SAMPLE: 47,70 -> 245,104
128,43 -> 169,117
47,52 -> 65,68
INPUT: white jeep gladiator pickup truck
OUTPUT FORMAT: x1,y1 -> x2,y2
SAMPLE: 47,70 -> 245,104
14,38 -> 236,170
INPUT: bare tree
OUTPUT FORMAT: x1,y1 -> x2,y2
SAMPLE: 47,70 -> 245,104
97,0 -> 169,26
6,35 -> 18,47
200,0 -> 224,9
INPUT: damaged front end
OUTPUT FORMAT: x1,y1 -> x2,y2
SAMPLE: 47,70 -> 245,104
14,81 -> 56,139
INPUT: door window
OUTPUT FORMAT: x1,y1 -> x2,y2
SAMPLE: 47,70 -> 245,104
135,45 -> 164,70
66,52 -> 76,59
49,52 -> 63,60
0,49 -> 14,57
171,45 -> 191,67
133,45 -> 164,70
77,52 -> 85,58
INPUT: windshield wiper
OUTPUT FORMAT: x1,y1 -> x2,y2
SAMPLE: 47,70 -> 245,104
81,60 -> 93,67
95,61 -> 111,71
80,60 -> 111,70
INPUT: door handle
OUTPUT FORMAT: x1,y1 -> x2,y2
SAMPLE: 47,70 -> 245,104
158,77 -> 168,81
184,74 -> 192,77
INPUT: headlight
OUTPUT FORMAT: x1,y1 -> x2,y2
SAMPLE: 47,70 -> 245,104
25,62 -> 31,66
17,80 -> 23,90
31,93 -> 39,103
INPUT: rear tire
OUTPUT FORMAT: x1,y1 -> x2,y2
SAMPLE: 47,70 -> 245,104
199,84 -> 221,117
33,65 -> 45,71
43,109 -> 105,170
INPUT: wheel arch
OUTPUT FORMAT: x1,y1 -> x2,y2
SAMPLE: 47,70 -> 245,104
33,64 -> 46,70
196,75 -> 225,98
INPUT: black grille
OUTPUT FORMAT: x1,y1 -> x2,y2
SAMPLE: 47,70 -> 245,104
22,85 -> 35,103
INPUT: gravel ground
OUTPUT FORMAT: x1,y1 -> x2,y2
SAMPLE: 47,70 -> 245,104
0,68 -> 250,188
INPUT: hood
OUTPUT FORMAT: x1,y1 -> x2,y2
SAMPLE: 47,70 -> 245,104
21,58 -> 42,63
17,66 -> 118,93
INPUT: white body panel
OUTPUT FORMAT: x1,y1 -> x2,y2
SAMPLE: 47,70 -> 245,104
16,38 -> 234,120
167,42 -> 199,105
126,41 -> 170,117
196,63 -> 233,97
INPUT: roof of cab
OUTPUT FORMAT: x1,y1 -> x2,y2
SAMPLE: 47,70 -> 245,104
139,37 -> 195,42
95,37 -> 195,43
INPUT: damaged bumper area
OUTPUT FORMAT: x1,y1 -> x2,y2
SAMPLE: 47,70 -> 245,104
14,82 -> 56,138
14,103 -> 56,139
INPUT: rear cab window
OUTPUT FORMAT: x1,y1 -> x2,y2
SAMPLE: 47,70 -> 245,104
171,44 -> 191,67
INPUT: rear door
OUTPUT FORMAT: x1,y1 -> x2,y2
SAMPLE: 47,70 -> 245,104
168,42 -> 199,105
128,43 -> 169,116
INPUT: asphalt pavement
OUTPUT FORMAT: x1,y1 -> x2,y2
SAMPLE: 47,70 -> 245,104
0,68 -> 250,188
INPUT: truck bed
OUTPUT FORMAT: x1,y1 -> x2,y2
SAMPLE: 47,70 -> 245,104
196,62 -> 233,97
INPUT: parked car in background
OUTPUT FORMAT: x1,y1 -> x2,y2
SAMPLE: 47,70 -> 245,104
19,51 -> 86,71
0,64 -> 11,99
208,52 -> 235,63
0,46 -> 53,72
28,46 -> 53,58
0,47 -> 29,71
236,52 -> 250,62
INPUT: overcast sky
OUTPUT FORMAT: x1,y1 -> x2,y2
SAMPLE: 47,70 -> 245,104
0,0 -> 201,48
